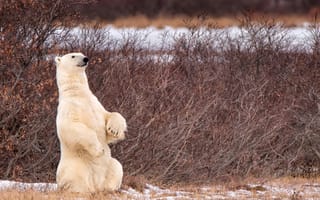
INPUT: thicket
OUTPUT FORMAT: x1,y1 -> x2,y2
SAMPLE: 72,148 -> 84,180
1,1 -> 320,184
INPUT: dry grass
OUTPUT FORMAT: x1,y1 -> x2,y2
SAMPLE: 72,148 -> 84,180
94,14 -> 316,28
0,190 -> 125,200
1,177 -> 320,200
100,14 -> 240,28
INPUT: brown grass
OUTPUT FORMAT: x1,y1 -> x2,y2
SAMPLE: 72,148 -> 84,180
101,14 -> 241,28
0,190 -> 125,200
95,14 -> 316,28
1,177 -> 320,200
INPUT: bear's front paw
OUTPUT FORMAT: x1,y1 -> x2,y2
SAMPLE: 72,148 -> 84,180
106,112 -> 127,140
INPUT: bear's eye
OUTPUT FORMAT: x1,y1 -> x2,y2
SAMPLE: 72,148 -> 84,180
71,56 -> 75,58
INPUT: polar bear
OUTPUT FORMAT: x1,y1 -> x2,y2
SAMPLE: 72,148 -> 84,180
55,52 -> 127,193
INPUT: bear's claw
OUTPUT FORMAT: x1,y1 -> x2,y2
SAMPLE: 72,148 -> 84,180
107,127 -> 118,136
105,112 -> 127,139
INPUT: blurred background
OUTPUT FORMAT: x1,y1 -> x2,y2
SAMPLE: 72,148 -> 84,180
78,0 -> 320,27
84,0 -> 320,18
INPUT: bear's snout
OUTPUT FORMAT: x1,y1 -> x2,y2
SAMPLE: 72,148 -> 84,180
83,57 -> 89,63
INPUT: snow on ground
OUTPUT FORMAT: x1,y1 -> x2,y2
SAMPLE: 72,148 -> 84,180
66,24 -> 315,51
0,180 -> 57,192
1,179 -> 320,199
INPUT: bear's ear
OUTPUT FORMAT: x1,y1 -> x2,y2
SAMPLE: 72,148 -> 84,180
55,56 -> 61,65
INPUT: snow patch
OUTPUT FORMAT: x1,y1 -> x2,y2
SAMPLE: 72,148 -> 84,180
0,180 -> 57,192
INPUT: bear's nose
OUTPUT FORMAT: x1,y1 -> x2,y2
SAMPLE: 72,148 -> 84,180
83,57 -> 89,63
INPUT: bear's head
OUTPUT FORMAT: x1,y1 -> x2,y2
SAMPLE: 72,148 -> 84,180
55,52 -> 89,73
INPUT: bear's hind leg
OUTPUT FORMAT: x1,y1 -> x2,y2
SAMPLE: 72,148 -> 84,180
57,161 -> 95,193
103,158 -> 123,191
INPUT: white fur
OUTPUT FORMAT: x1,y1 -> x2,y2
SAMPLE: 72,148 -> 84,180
55,52 -> 127,193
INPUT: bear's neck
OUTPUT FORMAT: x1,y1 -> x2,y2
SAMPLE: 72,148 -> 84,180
57,70 -> 92,97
